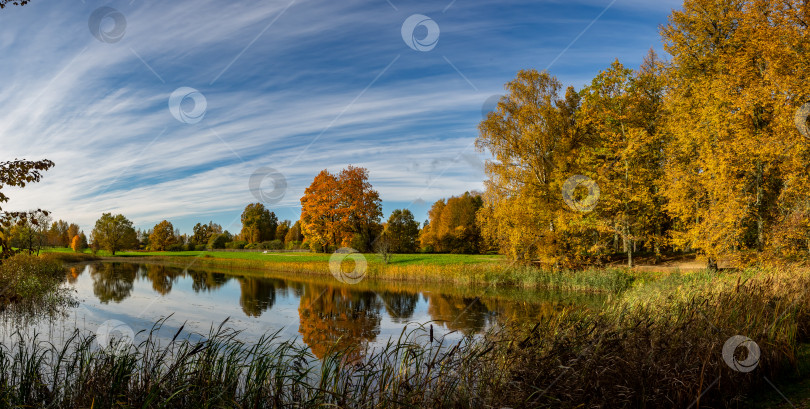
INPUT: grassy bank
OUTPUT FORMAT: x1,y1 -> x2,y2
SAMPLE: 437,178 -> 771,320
61,248 -> 640,293
0,266 -> 808,407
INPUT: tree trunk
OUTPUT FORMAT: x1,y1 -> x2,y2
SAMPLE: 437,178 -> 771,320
654,222 -> 662,264
755,161 -> 764,250
707,257 -> 718,271
628,240 -> 633,268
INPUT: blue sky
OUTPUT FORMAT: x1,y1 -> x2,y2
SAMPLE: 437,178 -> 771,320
0,0 -> 682,235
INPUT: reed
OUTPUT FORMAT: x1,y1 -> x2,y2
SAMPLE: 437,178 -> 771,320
140,254 -> 638,293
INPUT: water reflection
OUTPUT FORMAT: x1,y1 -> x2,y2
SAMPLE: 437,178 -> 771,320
298,285 -> 382,360
188,271 -> 231,293
91,263 -> 138,303
428,295 -> 495,335
379,291 -> 418,323
68,262 -> 602,358
239,278 -> 279,317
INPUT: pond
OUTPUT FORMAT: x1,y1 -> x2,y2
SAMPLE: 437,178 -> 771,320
0,261 -> 606,359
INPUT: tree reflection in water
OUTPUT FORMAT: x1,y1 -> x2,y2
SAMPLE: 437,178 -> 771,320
78,262 -> 589,358
144,264 -> 183,295
378,290 -> 418,323
239,278 -> 283,317
297,284 -> 382,360
90,263 -> 138,304
426,294 -> 494,335
187,271 -> 231,293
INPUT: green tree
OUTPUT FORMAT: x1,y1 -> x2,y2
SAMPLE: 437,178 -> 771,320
208,232 -> 230,249
240,203 -> 278,244
385,209 -> 419,253
149,220 -> 176,251
91,213 -> 137,255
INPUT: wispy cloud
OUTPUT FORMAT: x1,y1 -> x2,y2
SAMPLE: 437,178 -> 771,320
0,0 -> 678,233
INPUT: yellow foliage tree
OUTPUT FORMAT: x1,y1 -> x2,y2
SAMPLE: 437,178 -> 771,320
661,0 -> 810,267
70,234 -> 81,252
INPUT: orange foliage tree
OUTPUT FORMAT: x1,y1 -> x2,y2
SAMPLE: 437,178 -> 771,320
300,166 -> 382,252
70,234 -> 82,252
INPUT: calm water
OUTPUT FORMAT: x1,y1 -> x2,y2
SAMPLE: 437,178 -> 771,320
1,262 -> 605,358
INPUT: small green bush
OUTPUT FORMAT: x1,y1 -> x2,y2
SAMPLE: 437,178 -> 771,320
0,254 -> 65,304
166,243 -> 184,252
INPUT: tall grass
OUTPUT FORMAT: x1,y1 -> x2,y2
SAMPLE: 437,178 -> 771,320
0,267 -> 808,407
140,254 -> 638,293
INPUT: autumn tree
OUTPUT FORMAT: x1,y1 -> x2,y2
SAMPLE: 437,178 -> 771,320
300,166 -> 382,252
578,55 -> 667,267
191,221 -> 222,246
284,220 -> 304,245
240,203 -> 278,244
0,1 -> 31,8
49,220 -> 69,247
385,209 -> 420,253
0,159 -> 54,259
338,166 -> 383,251
149,220 -> 176,251
301,170 -> 341,251
275,220 -> 290,241
70,234 -> 85,252
91,213 -> 137,255
660,0 -> 810,267
421,192 -> 483,254
67,223 -> 80,242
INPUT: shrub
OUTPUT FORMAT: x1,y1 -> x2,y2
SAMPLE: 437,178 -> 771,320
0,254 -> 66,305
166,243 -> 184,252
207,234 -> 228,249
286,241 -> 303,250
226,240 -> 247,250
266,240 -> 283,250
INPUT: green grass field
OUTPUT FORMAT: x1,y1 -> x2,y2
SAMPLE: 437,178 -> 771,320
42,247 -> 505,266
